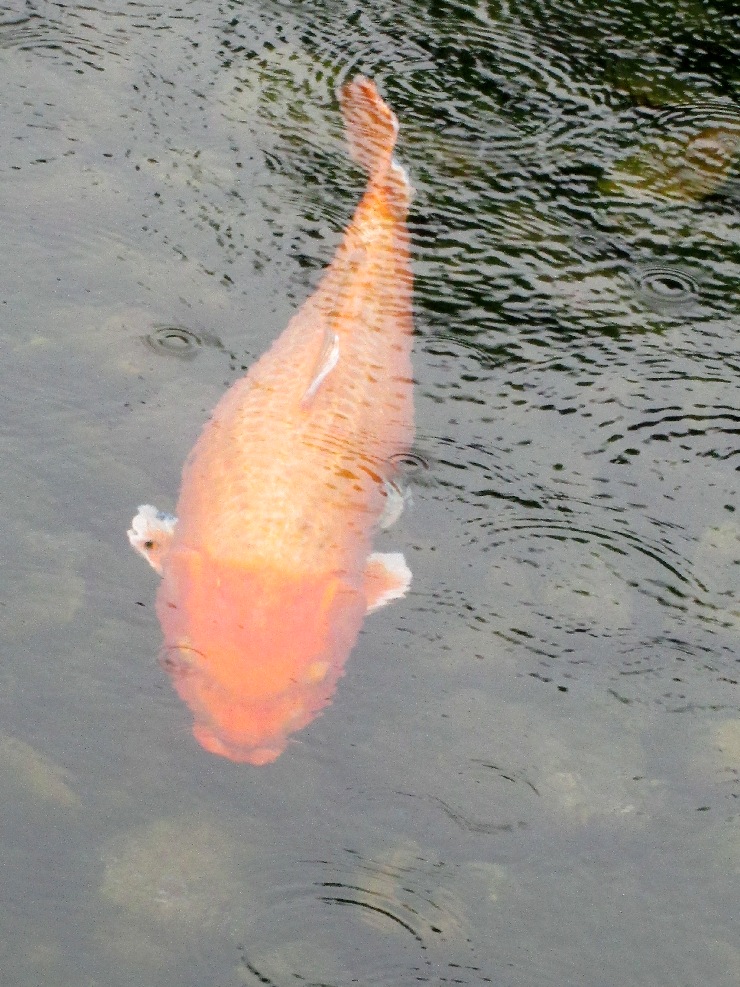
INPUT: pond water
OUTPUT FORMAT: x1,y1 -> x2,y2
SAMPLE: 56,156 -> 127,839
1,0 -> 739,984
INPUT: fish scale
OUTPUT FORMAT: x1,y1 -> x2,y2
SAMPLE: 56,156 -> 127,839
180,221 -> 413,568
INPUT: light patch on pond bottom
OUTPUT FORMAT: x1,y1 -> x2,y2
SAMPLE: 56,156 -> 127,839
693,522 -> 740,631
99,815 -> 256,933
711,720 -> 740,773
0,734 -> 79,809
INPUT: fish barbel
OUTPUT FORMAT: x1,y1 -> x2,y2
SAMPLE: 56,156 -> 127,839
129,76 -> 414,764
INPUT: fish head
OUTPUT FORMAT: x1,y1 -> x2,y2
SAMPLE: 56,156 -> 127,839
155,547 -> 366,764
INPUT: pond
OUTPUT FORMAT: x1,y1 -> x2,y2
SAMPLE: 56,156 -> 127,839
1,0 -> 738,984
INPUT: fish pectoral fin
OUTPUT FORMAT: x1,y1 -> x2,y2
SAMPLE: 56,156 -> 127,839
127,504 -> 177,575
364,552 -> 412,613
379,479 -> 413,530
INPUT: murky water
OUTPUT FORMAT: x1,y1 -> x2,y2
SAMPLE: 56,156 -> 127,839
1,0 -> 738,983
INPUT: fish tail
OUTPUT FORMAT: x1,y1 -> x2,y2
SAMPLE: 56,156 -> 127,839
339,76 -> 412,216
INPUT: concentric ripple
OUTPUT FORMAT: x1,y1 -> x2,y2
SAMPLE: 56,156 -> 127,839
233,845 -> 499,987
142,325 -> 222,360
631,264 -> 700,311
409,325 -> 740,710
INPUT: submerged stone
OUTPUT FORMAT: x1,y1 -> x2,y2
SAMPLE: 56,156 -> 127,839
0,734 -> 79,809
99,815 -> 254,930
602,121 -> 740,201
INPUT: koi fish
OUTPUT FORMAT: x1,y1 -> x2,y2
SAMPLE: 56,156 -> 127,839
128,77 -> 414,765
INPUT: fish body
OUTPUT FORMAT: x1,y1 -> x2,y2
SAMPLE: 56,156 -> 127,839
129,77 -> 414,764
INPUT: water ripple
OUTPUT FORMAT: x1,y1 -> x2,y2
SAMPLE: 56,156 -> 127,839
142,324 -> 222,360
234,846 -> 499,987
632,265 -> 699,308
0,0 -> 151,70
411,327 -> 739,708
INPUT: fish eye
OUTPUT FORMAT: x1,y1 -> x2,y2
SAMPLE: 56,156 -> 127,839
144,540 -> 155,550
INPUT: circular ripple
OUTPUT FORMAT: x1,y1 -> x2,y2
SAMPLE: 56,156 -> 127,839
633,265 -> 699,308
653,101 -> 740,134
388,450 -> 430,476
233,844 -> 499,987
142,325 -> 221,360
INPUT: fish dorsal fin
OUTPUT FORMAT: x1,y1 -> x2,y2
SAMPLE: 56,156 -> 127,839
302,329 -> 340,405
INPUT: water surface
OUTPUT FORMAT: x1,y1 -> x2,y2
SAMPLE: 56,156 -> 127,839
1,0 -> 738,984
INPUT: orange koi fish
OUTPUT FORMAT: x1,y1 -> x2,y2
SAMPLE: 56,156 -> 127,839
129,77 -> 414,765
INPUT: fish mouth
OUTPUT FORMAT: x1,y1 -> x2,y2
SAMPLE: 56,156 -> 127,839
160,644 -> 291,765
192,722 -> 285,766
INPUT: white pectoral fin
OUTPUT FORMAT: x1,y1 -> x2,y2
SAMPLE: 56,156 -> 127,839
127,504 -> 177,575
364,552 -> 412,613
379,479 -> 412,530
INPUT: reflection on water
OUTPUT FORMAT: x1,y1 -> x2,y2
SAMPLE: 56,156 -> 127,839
1,0 -> 739,983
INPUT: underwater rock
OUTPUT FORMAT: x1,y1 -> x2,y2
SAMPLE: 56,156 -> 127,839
543,552 -> 634,632
693,521 -> 740,630
0,734 -> 79,808
99,815 -> 254,930
532,713 -> 665,826
602,116 -> 740,201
